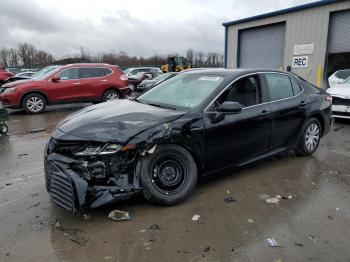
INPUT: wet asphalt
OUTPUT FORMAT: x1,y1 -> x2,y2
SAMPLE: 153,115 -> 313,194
0,102 -> 350,262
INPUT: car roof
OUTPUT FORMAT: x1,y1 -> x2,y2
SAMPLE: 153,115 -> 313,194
181,68 -> 289,77
61,63 -> 117,69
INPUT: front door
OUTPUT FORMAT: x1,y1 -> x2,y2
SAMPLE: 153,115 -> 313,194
204,74 -> 272,171
47,68 -> 81,102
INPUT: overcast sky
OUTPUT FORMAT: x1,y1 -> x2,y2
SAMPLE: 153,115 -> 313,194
0,0 -> 315,58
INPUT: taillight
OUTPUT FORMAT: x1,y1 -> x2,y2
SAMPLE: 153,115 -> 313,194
325,95 -> 332,103
120,74 -> 128,81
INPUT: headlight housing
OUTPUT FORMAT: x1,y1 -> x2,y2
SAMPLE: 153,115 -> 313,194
2,87 -> 16,94
75,144 -> 122,156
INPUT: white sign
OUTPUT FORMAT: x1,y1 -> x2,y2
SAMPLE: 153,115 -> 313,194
292,56 -> 309,68
293,43 -> 315,55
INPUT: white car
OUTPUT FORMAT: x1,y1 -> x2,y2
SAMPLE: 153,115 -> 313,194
327,77 -> 350,119
328,69 -> 350,88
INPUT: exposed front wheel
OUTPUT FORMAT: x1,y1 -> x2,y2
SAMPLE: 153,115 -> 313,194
140,145 -> 197,205
297,118 -> 322,156
22,93 -> 46,114
103,90 -> 121,102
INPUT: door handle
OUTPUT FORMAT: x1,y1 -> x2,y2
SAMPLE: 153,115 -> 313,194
101,80 -> 108,82
258,110 -> 270,119
73,82 -> 81,85
299,101 -> 310,108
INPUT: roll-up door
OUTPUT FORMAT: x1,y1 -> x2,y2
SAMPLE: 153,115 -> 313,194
238,23 -> 286,69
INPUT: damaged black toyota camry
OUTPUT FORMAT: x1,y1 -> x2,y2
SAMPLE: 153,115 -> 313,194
45,69 -> 332,213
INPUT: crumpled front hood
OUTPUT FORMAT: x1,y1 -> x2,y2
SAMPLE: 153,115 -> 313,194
328,86 -> 350,98
54,99 -> 185,143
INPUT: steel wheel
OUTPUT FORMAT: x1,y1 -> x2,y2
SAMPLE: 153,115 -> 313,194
304,123 -> 320,152
151,154 -> 188,195
106,93 -> 119,101
27,96 -> 44,112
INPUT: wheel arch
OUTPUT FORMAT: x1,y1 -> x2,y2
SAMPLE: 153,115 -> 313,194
308,112 -> 325,136
20,90 -> 49,107
102,88 -> 122,98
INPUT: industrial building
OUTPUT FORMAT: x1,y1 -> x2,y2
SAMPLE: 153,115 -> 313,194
223,0 -> 350,89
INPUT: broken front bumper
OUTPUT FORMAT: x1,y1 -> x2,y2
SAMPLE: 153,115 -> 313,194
44,152 -> 141,214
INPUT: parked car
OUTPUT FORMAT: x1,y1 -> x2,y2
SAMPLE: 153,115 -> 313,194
128,71 -> 161,91
327,77 -> 350,119
0,67 -> 14,85
328,69 -> 350,88
124,67 -> 162,78
137,72 -> 178,92
0,63 -> 129,113
2,71 -> 36,85
44,69 -> 332,213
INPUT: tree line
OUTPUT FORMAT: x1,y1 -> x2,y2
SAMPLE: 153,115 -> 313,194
0,42 -> 224,69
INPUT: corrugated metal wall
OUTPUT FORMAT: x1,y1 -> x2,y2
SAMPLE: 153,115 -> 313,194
226,1 -> 350,88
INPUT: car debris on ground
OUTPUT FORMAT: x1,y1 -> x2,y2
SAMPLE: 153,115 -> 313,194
192,215 -> 200,221
26,128 -> 46,133
307,234 -> 318,242
107,210 -> 131,221
224,197 -> 237,203
267,238 -> 280,247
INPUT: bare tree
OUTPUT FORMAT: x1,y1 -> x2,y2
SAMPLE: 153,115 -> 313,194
0,48 -> 10,67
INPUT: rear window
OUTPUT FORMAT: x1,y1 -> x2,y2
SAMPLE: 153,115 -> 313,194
265,73 -> 294,101
80,68 -> 112,78
335,70 -> 350,79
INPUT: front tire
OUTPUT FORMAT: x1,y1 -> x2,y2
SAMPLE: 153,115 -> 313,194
103,90 -> 121,102
296,118 -> 322,156
22,93 -> 46,114
140,145 -> 197,205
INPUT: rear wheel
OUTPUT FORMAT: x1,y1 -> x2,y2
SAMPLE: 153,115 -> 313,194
22,93 -> 46,114
140,145 -> 197,205
103,90 -> 121,102
296,118 -> 322,156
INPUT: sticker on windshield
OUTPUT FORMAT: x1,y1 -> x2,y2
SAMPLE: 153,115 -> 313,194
198,76 -> 221,81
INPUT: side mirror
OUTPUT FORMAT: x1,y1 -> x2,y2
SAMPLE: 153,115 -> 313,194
144,73 -> 152,79
218,101 -> 242,113
51,77 -> 60,82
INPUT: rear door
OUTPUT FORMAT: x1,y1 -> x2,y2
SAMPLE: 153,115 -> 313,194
79,67 -> 112,99
263,73 -> 307,149
204,74 -> 273,171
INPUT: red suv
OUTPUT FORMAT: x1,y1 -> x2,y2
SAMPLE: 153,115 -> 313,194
0,63 -> 129,113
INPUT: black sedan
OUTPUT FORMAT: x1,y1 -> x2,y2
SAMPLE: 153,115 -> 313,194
44,69 -> 332,213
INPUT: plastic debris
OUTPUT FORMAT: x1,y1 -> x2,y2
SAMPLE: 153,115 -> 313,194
203,246 -> 210,252
307,234 -> 318,242
265,195 -> 281,204
64,230 -> 89,246
139,229 -> 147,233
294,242 -> 304,247
226,190 -> 230,195
267,238 -> 280,247
149,224 -> 160,231
224,197 -> 237,203
83,214 -> 91,220
192,215 -> 200,221
258,194 -> 270,200
27,128 -> 46,133
108,210 -> 131,221
336,207 -> 340,212
247,218 -> 254,223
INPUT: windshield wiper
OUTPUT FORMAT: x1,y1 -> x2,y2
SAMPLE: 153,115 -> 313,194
144,102 -> 177,111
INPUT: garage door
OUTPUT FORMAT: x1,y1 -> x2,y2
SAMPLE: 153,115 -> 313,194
238,23 -> 285,69
326,10 -> 350,80
328,10 -> 350,54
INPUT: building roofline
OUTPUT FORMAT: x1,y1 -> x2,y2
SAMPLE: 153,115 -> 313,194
223,0 -> 346,27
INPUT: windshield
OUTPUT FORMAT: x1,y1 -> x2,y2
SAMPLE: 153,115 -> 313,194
343,77 -> 350,85
33,67 -> 61,80
123,68 -> 133,74
137,73 -> 225,110
154,73 -> 173,82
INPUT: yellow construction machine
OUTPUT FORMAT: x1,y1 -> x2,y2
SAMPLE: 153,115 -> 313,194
161,56 -> 191,73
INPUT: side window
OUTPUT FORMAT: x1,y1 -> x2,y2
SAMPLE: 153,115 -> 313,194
208,75 -> 260,111
98,68 -> 112,76
291,78 -> 302,95
80,68 -> 96,78
58,68 -> 79,80
142,68 -> 151,73
265,74 -> 294,101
